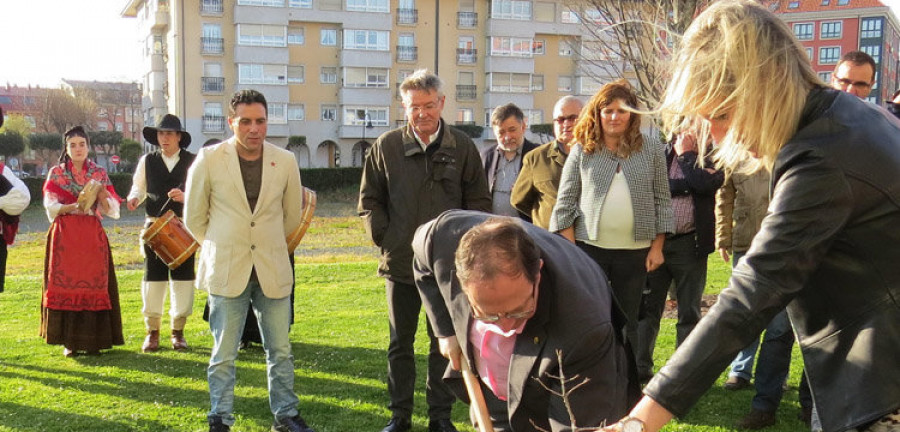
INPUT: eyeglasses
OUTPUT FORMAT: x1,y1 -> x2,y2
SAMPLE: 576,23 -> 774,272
833,77 -> 872,89
470,282 -> 538,323
554,114 -> 579,124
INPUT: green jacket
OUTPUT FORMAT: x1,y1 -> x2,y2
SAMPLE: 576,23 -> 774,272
510,140 -> 568,230
358,121 -> 491,284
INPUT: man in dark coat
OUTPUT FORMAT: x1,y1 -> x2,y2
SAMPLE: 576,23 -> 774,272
481,103 -> 537,220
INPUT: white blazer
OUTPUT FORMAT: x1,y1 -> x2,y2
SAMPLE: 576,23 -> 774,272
184,138 -> 303,298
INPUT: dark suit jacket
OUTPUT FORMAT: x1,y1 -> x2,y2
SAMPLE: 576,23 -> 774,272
666,147 -> 724,255
413,210 -> 635,431
481,139 -> 538,221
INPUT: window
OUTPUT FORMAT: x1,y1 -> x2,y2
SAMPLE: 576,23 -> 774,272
559,41 -> 574,56
288,65 -> 304,84
861,18 -> 882,39
490,37 -> 534,57
346,0 -> 389,12
818,71 -> 832,82
115,122 -> 124,132
288,104 -> 305,120
561,8 -> 579,24
491,0 -> 531,20
820,21 -> 842,39
861,45 -> 881,63
237,0 -> 283,6
343,29 -> 389,51
532,40 -> 545,55
238,24 -> 286,47
837,0 -> 849,5
238,63 -> 287,85
321,105 -> 337,121
321,29 -> 338,46
320,67 -> 337,83
819,47 -> 840,64
343,107 -> 389,127
821,0 -> 830,5
269,104 -> 287,124
532,74 -> 544,91
457,108 -> 474,124
344,67 -> 389,88
793,23 -> 813,40
524,109 -> 542,125
288,27 -> 304,45
558,75 -> 573,92
204,103 -> 225,132
788,1 -> 800,8
97,122 -> 109,131
579,77 -> 603,95
289,0 -> 311,7
488,72 -> 532,93
202,23 -> 223,54
201,0 -> 224,14
397,33 -> 417,61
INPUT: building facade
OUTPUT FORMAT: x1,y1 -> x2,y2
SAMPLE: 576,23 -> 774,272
772,0 -> 900,104
121,0 -> 613,168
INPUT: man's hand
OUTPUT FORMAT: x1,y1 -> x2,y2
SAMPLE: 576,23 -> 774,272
127,197 -> 140,211
439,336 -> 462,371
167,188 -> 185,203
673,133 -> 697,155
719,248 -> 730,263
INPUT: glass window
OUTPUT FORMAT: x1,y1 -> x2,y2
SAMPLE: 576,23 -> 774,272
491,0 -> 531,20
490,37 -> 534,57
819,46 -> 841,64
488,72 -> 531,92
320,67 -> 337,83
321,105 -> 337,121
237,0 -> 283,5
269,104 -> 287,124
559,41 -> 574,56
288,65 -> 304,84
837,0 -> 849,5
238,24 -> 286,47
524,109 -> 542,125
558,75 -> 573,92
533,40 -> 545,55
457,108 -> 474,124
288,104 -> 305,120
820,21 -> 842,39
289,0 -> 311,7
343,29 -> 389,51
344,67 -> 389,88
238,63 -> 287,85
861,18 -> 882,39
321,29 -> 338,46
288,27 -> 304,45
788,1 -> 800,8
818,71 -> 832,82
342,107 -> 389,126
861,45 -> 881,63
561,8 -> 579,24
346,0 -> 389,12
532,74 -> 544,91
793,23 -> 813,40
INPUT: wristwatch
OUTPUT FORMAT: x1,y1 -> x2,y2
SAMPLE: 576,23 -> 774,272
618,416 -> 645,432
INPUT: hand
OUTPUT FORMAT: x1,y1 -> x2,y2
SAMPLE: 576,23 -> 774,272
438,336 -> 462,371
673,133 -> 697,155
63,203 -> 81,215
127,198 -> 139,211
168,188 -> 185,203
719,248 -> 730,263
96,187 -> 109,202
646,247 -> 665,272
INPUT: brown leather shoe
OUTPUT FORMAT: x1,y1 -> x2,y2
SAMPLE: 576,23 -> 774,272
142,330 -> 160,353
736,409 -> 776,430
171,330 -> 188,351
724,376 -> 752,391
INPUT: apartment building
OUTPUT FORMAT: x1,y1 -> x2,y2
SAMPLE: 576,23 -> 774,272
62,80 -> 144,142
772,0 -> 900,104
121,0 -> 609,168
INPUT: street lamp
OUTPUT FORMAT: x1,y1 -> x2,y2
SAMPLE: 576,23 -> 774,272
358,110 -> 375,144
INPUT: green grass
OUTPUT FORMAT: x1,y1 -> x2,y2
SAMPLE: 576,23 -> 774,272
0,196 -> 808,431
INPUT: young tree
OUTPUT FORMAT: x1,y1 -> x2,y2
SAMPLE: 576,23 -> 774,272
0,131 -> 25,160
89,130 -> 124,157
40,88 -> 97,133
119,138 -> 142,171
29,133 -> 63,167
572,0 -> 713,110
0,114 -> 32,137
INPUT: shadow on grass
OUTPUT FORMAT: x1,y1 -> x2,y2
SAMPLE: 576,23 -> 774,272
0,400 -> 175,432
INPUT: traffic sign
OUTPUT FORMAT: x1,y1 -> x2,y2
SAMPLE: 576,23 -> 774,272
111,155 -> 121,164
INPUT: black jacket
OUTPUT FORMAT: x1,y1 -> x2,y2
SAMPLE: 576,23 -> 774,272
645,88 -> 900,431
481,139 -> 538,221
666,147 -> 724,255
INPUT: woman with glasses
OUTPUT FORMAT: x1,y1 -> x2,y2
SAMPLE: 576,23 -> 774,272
549,80 -> 673,361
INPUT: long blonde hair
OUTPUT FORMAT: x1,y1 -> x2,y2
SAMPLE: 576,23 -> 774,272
658,0 -> 823,171
574,79 -> 644,157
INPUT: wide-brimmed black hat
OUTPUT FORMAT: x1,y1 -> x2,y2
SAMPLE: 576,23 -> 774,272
143,114 -> 191,148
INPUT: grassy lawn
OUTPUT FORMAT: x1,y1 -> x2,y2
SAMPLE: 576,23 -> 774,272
0,190 -> 808,431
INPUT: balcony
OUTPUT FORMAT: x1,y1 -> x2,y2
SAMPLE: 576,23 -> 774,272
457,11 -> 477,28
397,8 -> 417,25
457,48 -> 477,65
397,46 -> 418,62
202,115 -> 226,133
456,85 -> 477,101
202,77 -> 225,93
201,37 -> 224,55
200,0 -> 223,15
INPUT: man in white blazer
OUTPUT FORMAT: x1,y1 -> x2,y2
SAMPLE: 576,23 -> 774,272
184,89 -> 314,432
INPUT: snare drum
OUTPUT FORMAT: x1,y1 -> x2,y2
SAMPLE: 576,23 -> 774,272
286,187 -> 317,253
142,210 -> 200,270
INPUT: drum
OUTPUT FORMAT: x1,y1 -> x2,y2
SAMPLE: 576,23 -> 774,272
286,187 -> 317,253
77,179 -> 103,212
142,209 -> 200,270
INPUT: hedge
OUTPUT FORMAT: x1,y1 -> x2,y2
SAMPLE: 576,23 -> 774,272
21,168 -> 363,204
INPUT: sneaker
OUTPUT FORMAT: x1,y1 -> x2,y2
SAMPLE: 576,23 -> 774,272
272,414 -> 315,432
208,416 -> 231,432
736,409 -> 776,430
724,376 -> 752,391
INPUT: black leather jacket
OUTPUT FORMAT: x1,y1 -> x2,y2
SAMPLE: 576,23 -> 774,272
645,88 -> 900,432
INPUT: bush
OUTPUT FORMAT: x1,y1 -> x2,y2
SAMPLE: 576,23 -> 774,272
23,173 -> 133,204
451,124 -> 484,139
300,167 -> 361,192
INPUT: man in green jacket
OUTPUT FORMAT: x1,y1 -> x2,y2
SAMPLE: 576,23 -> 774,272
358,69 -> 492,432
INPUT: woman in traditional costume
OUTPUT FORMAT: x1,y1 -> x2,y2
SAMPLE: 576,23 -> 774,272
40,126 -> 124,357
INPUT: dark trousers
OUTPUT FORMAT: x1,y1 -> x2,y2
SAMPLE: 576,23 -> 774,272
749,310 -> 795,412
576,242 -> 648,361
636,233 -> 707,377
0,241 -> 6,293
386,279 -> 455,421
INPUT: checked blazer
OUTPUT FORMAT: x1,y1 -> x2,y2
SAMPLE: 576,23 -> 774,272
549,134 -> 673,242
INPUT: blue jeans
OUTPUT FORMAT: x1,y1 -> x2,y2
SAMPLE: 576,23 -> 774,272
749,310 -> 793,412
207,276 -> 299,426
728,251 -> 758,380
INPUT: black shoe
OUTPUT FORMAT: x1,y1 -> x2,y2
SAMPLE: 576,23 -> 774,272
381,417 -> 411,432
724,376 -> 752,391
736,409 -> 776,430
798,406 -> 813,427
209,416 -> 231,432
428,419 -> 459,432
272,414 -> 315,432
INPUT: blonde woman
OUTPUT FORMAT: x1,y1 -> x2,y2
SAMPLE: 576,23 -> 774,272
549,79 -> 673,359
604,1 -> 900,431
